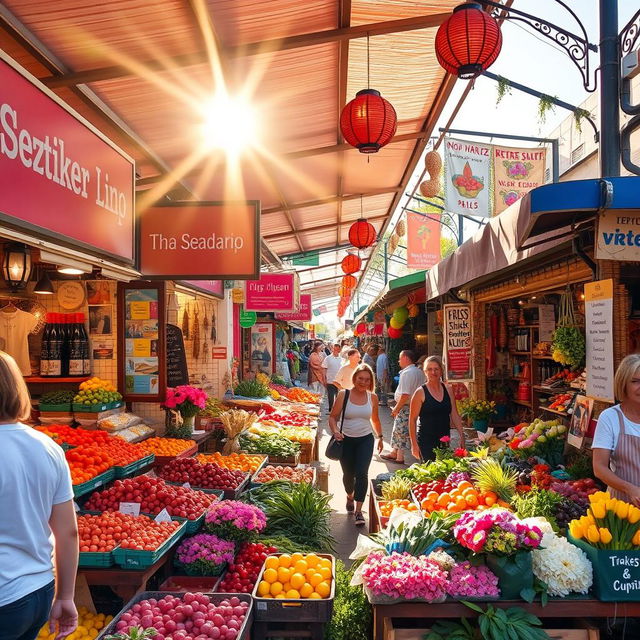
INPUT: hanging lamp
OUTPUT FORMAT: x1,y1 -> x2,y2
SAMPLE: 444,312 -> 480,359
348,195 -> 377,249
340,34 -> 397,153
341,274 -> 357,290
435,3 -> 502,79
341,253 -> 362,275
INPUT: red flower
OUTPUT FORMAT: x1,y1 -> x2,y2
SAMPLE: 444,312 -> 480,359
440,436 -> 451,444
508,440 -> 521,450
454,448 -> 468,457
533,464 -> 550,472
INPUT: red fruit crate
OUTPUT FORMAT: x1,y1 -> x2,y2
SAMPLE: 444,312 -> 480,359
152,444 -> 198,470
158,575 -> 224,592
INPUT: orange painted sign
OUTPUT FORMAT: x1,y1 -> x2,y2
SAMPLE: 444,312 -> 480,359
406,211 -> 441,269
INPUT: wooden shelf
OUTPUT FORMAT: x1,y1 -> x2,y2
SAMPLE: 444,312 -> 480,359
512,399 -> 532,407
24,376 -> 89,384
532,355 -> 555,360
509,351 -> 531,356
533,385 -> 574,394
540,406 -> 571,418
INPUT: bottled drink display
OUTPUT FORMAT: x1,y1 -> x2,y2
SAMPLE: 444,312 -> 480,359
40,313 -> 90,377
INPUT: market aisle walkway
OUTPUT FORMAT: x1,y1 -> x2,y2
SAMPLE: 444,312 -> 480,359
317,399 -> 419,564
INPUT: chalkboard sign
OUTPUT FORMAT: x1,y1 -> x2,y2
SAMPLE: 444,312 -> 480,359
166,324 -> 189,387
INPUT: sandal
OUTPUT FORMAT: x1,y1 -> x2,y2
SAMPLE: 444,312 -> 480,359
346,496 -> 355,512
354,512 -> 366,526
380,453 -> 397,461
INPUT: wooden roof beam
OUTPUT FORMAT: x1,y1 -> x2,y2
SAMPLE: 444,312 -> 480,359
264,214 -> 387,241
39,12 -> 451,89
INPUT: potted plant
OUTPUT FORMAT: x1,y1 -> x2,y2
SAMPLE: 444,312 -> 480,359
459,398 -> 497,433
162,385 -> 208,436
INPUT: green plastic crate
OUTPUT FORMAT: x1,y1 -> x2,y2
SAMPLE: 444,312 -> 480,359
39,403 -> 73,412
78,550 -> 116,568
113,454 -> 155,478
112,521 -> 187,569
73,402 -> 109,413
72,468 -> 115,498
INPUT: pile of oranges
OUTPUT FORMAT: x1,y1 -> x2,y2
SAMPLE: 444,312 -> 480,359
66,446 -> 112,485
256,553 -> 333,600
378,499 -> 419,518
196,452 -> 265,473
139,437 -> 196,457
418,480 -> 505,514
283,388 -> 321,404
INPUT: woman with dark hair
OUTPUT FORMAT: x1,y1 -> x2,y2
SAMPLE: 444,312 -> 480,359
328,364 -> 384,526
409,355 -> 465,461
0,351 -> 78,640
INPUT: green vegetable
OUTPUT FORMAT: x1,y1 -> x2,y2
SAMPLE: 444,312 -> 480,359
426,602 -> 552,640
551,326 -> 585,367
381,476 -> 413,500
199,397 -> 224,418
324,560 -> 372,640
104,627 -> 157,640
234,379 -> 270,398
240,480 -> 296,511
513,487 -> 563,530
258,535 -> 318,554
396,458 -> 467,483
262,482 -> 335,551
40,390 -> 75,404
239,433 -> 300,457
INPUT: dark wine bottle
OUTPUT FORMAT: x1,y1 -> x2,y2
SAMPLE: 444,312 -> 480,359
48,313 -> 62,377
39,314 -> 52,376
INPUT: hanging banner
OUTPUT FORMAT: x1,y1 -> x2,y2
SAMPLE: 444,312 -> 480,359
443,304 -> 473,381
595,209 -> 640,261
276,294 -> 312,322
493,145 -> 546,215
444,137 -> 492,218
585,279 -> 614,402
407,211 -> 441,269
245,273 -> 298,312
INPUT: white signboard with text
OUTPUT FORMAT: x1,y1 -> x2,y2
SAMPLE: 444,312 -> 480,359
585,280 -> 614,403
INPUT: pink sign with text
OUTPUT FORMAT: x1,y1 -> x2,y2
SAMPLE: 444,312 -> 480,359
245,273 -> 297,312
276,294 -> 312,322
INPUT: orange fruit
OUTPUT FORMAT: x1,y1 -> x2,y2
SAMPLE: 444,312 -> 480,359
283,582 -> 292,593
285,589 -> 300,599
319,558 -> 332,571
275,593 -> 286,599
294,560 -> 308,574
305,554 -> 320,568
277,567 -> 291,583
265,557 -> 279,570
316,581 -> 331,598
290,573 -> 305,590
308,592 -> 322,599
310,573 -> 324,587
318,566 -> 332,581
270,582 -> 283,596
291,552 -> 304,564
458,480 -> 472,491
305,568 -> 316,581
263,568 -> 278,584
257,580 -> 270,596
279,554 -> 292,568
299,583 -> 314,598
484,494 -> 496,507
437,493 -> 451,507
465,494 -> 479,508
426,491 -> 439,502
456,497 -> 467,510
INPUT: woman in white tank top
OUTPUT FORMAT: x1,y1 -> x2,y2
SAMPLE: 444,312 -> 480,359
328,364 -> 384,526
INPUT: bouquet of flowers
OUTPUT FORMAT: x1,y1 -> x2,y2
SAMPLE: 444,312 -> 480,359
446,561 -> 500,598
163,385 -> 208,418
459,399 -> 496,421
204,500 -> 266,542
361,551 -> 448,603
507,418 -> 567,467
175,533 -> 235,576
454,509 -> 542,555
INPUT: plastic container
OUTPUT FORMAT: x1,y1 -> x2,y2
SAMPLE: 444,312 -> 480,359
112,521 -> 187,569
251,553 -> 335,622
39,403 -> 72,412
72,468 -> 115,498
113,454 -> 155,478
78,549 -> 116,568
73,402 -> 109,413
97,592 -> 253,640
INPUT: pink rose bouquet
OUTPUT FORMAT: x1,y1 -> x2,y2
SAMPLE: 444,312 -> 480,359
453,509 -> 542,556
163,385 -> 208,417
175,533 -> 235,576
204,500 -> 266,542
446,561 -> 500,598
361,551 -> 448,602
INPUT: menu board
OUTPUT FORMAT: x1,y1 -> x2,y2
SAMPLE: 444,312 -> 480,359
118,281 -> 166,402
166,324 -> 189,387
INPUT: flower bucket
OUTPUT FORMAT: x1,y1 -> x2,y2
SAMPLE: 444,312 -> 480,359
473,418 -> 489,433
486,551 -> 533,600
495,404 -> 508,420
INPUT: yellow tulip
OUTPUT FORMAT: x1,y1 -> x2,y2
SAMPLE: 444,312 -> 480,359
584,513 -> 595,526
606,498 -> 619,512
616,501 -> 630,520
591,502 -> 607,519
633,530 -> 640,546
599,528 -> 613,544
589,491 -> 610,504
569,520 -> 584,539
587,525 -> 601,544
629,507 -> 640,524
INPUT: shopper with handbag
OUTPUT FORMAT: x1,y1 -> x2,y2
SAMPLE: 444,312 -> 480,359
327,364 -> 384,526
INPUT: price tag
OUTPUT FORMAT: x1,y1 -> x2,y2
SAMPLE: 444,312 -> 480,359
73,501 -> 80,513
256,602 -> 267,611
154,508 -> 172,523
119,502 -> 141,516
182,482 -> 191,489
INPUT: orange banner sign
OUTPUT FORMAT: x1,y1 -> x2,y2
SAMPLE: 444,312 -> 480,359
406,211 -> 441,269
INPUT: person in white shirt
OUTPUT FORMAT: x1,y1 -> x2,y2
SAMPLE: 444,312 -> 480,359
381,349 -> 425,464
322,343 -> 344,411
333,349 -> 361,391
593,354 -> 640,505
375,346 -> 390,406
0,351 -> 78,640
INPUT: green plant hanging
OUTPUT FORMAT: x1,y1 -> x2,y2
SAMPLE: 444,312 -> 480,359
537,94 -> 557,124
573,108 -> 591,134
496,76 -> 512,105
551,286 -> 585,367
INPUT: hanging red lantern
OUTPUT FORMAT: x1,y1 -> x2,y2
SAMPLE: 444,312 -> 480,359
435,3 -> 502,79
348,219 -> 377,249
388,326 -> 402,339
341,274 -> 357,290
340,89 -> 398,154
341,254 -> 362,275
338,285 -> 353,298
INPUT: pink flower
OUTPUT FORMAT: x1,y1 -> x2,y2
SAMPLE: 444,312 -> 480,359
439,436 -> 451,444
454,448 -> 468,457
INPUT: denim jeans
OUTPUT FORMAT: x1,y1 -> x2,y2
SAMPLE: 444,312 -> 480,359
339,433 -> 374,503
326,383 -> 339,411
0,581 -> 55,640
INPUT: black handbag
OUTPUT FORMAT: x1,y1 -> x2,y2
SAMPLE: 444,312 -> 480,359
325,390 -> 350,461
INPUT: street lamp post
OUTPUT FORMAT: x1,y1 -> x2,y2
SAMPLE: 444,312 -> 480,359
599,0 -> 620,177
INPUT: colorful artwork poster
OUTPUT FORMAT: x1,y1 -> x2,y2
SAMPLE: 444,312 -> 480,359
406,211 -> 441,269
126,374 -> 159,394
443,304 -> 473,381
444,137 -> 492,218
88,305 -> 113,335
492,145 -> 546,215
249,323 -> 274,375
92,340 -> 114,360
567,395 -> 594,449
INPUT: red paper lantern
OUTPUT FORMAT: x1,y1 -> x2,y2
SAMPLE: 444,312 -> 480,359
388,326 -> 402,339
349,218 -> 377,249
341,275 -> 357,290
341,254 -> 362,275
356,323 -> 367,335
338,285 -> 352,298
435,3 -> 502,79
340,89 -> 398,154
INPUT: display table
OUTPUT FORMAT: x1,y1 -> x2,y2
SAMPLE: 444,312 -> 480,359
191,431 -> 214,452
372,598 -> 640,640
79,553 -> 172,602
